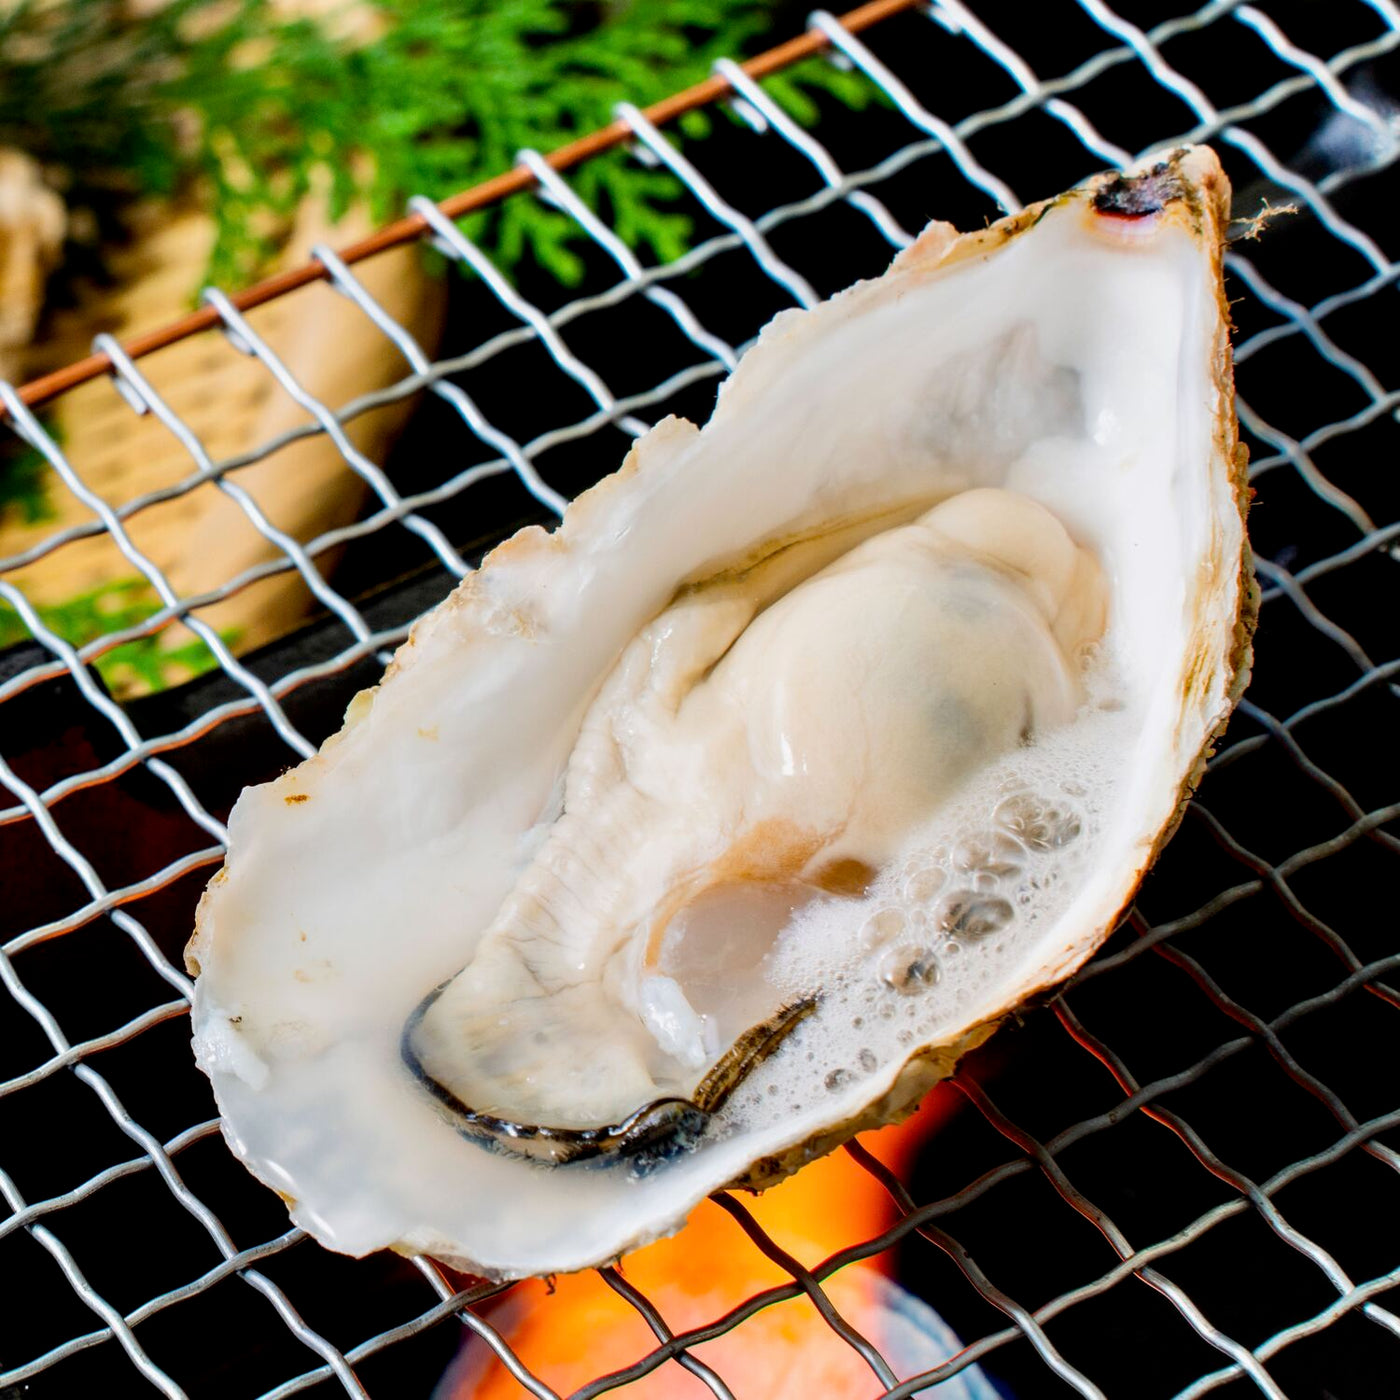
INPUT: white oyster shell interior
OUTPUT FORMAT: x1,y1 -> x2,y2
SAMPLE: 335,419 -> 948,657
188,146 -> 1247,1279
410,487 -> 1105,1137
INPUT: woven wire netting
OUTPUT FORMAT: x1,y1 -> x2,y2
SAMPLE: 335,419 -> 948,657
1,0 -> 1398,1395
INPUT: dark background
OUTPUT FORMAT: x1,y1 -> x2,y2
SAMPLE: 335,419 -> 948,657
2,1 -> 1398,1395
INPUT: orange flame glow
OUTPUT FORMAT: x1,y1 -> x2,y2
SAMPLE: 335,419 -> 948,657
442,1084 -> 963,1399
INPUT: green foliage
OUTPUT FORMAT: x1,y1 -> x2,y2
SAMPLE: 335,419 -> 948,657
0,579 -> 234,694
0,412 -> 62,526
0,0 -> 877,289
0,435 -> 53,525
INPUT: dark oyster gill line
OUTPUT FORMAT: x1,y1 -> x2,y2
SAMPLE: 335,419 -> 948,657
401,988 -> 818,1169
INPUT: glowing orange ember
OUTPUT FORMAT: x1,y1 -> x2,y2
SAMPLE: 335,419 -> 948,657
442,1085 -> 968,1398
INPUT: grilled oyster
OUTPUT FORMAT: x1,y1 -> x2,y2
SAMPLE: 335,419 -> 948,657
187,145 -> 1252,1279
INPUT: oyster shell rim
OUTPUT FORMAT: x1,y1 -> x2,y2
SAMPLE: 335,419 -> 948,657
184,143 -> 1256,1279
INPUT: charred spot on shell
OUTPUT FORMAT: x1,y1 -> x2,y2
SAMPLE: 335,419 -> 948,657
1092,160 -> 1186,220
400,986 -> 816,1169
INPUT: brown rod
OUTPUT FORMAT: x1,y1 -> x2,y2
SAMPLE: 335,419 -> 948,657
4,0 -> 922,420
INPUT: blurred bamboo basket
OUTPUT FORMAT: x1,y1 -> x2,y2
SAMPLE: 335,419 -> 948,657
0,0 -> 444,696
0,182 -> 443,693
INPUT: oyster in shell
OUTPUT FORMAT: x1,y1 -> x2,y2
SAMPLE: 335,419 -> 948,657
187,145 -> 1252,1279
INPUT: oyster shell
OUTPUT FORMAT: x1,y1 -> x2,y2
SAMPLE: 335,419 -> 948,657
187,145 -> 1253,1279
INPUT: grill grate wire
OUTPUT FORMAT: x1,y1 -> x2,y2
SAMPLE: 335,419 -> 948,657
0,0 -> 1398,1395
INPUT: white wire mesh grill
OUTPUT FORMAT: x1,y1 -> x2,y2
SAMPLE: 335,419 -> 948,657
0,0 -> 1397,1395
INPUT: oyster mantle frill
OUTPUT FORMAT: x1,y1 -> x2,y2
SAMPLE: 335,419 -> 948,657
187,146 -> 1252,1279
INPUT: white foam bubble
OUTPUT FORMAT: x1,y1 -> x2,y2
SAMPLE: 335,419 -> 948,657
718,656 -> 1139,1138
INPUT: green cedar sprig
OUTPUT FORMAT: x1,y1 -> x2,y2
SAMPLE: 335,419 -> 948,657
0,579 -> 234,694
0,0 -> 875,290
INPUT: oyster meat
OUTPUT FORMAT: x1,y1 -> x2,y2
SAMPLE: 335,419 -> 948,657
187,145 -> 1253,1279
